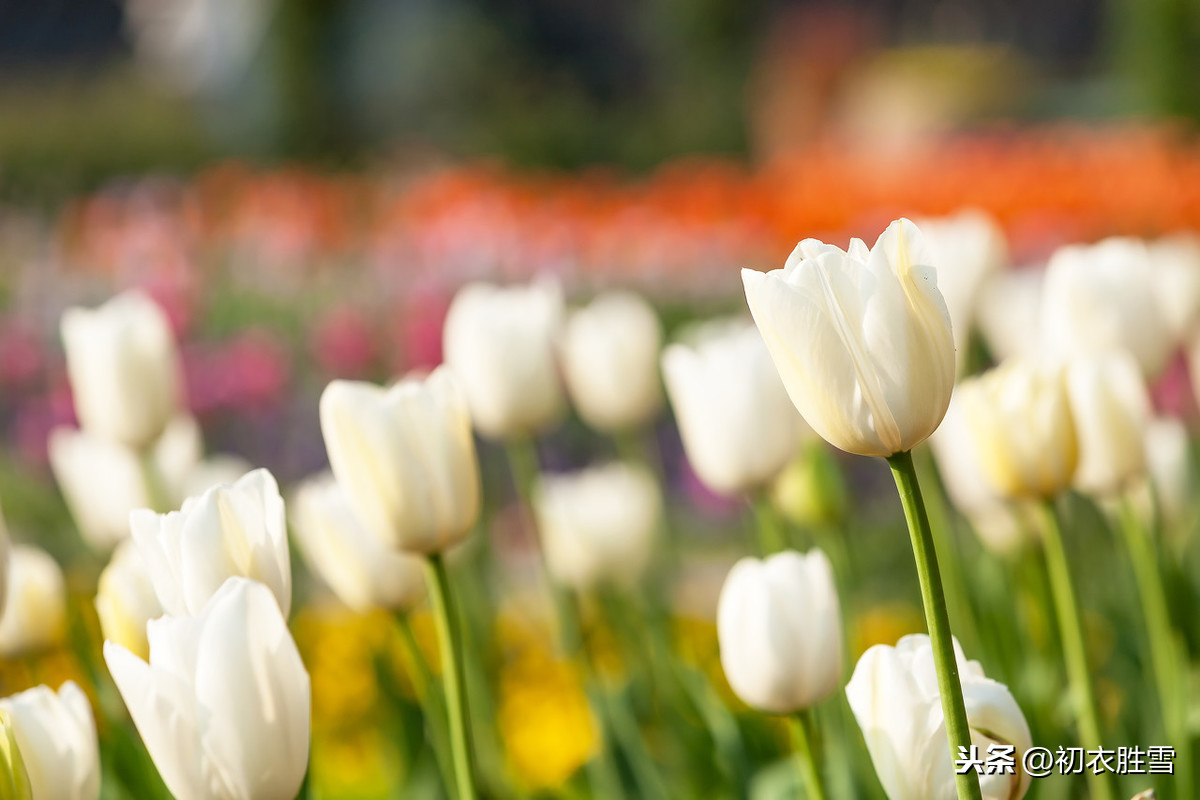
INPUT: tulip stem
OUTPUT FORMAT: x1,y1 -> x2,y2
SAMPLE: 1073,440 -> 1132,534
1034,500 -> 1114,800
750,492 -> 787,555
138,449 -> 172,513
788,710 -> 826,800
425,553 -> 478,800
886,450 -> 983,800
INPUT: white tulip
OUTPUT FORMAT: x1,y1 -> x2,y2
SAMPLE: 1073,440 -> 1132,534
131,468 -> 292,617
742,218 -> 955,458
95,539 -> 162,661
716,549 -> 842,713
319,367 -> 481,554
1149,233 -> 1200,342
292,473 -> 426,612
443,279 -> 565,438
975,267 -> 1045,362
0,682 -> 99,800
533,462 -> 661,591
61,290 -> 179,449
1066,351 -> 1150,495
105,577 -> 310,800
0,546 -> 67,657
1041,237 -> 1173,378
1125,416 -> 1192,535
560,290 -> 663,432
661,318 -> 800,495
176,454 -> 254,502
916,210 -> 1007,367
846,634 -> 1032,800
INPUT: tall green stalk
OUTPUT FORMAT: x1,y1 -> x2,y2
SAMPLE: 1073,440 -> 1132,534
1033,501 -> 1114,800
886,451 -> 982,800
425,553 -> 478,800
138,449 -> 172,513
750,492 -> 787,555
788,710 -> 827,800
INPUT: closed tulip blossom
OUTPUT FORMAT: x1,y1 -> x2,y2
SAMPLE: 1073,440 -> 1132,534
95,540 -> 162,661
131,468 -> 292,618
61,290 -> 180,450
292,473 -> 426,612
533,462 -> 661,591
105,578 -> 310,800
716,550 -> 842,714
1149,234 -> 1200,343
975,268 -> 1045,363
741,218 -> 955,458
0,682 -> 99,800
661,318 -> 801,495
319,367 -> 481,554
442,279 -> 565,439
847,635 -> 1032,800
0,546 -> 67,657
1065,351 -> 1150,495
1133,416 -> 1193,533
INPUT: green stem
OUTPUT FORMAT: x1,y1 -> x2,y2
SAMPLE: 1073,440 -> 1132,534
138,449 -> 172,513
750,492 -> 787,555
393,613 -> 456,794
1033,500 -> 1114,800
788,710 -> 827,800
1116,498 -> 1191,799
886,451 -> 982,800
425,553 -> 478,800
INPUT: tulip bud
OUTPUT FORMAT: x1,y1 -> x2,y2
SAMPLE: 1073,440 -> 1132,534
1066,351 -> 1150,495
742,218 -> 956,458
319,367 -> 481,554
130,468 -> 292,617
716,549 -> 842,713
443,279 -> 565,438
0,709 -> 32,800
661,318 -> 800,495
956,360 -> 1078,500
292,473 -> 426,612
1123,416 -> 1192,536
1042,237 -> 1172,379
770,440 -> 848,529
95,539 -> 162,661
60,290 -> 179,449
560,290 -> 663,432
0,682 -> 99,800
1149,234 -> 1200,343
975,267 -> 1045,363
533,462 -> 661,591
105,577 -> 310,800
0,546 -> 67,657
846,634 -> 1032,800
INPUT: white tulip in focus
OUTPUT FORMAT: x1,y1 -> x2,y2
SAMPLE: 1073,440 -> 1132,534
560,290 -> 663,432
1066,351 -> 1150,495
1041,238 -> 1173,378
742,218 -> 956,457
95,540 -> 162,661
975,267 -> 1045,362
319,367 -> 481,554
532,462 -> 661,591
61,290 -> 179,449
0,546 -> 67,657
442,279 -> 565,438
717,550 -> 842,713
661,318 -> 800,495
292,473 -> 426,612
956,360 -> 1078,500
130,468 -> 292,617
0,682 -> 99,800
916,210 -> 1007,367
846,634 -> 1032,800
105,577 -> 310,800
1149,234 -> 1200,342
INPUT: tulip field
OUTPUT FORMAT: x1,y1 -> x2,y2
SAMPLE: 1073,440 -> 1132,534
4,126 -> 1200,800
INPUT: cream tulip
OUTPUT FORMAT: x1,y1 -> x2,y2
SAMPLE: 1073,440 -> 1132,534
95,539 -> 162,661
1041,237 -> 1173,378
0,682 -> 99,800
661,318 -> 800,495
956,360 -> 1078,500
61,290 -> 179,449
292,473 -> 426,612
1066,351 -> 1150,495
716,549 -> 842,714
105,577 -> 310,800
741,218 -> 955,458
319,367 -> 481,554
846,634 -> 1032,800
130,468 -> 292,617
975,267 -> 1045,362
1149,233 -> 1200,342
532,462 -> 661,591
0,546 -> 67,657
560,290 -> 663,432
442,279 -> 565,438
